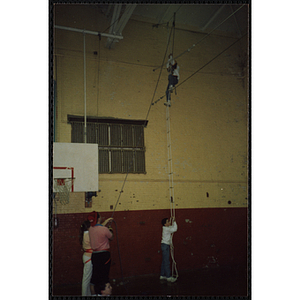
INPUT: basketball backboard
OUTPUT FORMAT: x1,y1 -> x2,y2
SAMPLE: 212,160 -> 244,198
53,142 -> 98,192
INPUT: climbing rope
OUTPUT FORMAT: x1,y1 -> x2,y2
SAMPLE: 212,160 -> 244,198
166,106 -> 175,219
152,32 -> 247,106
166,104 -> 178,279
165,14 -> 179,279
110,13 -> 179,278
153,4 -> 246,72
109,11 -> 247,281
110,12 -> 176,220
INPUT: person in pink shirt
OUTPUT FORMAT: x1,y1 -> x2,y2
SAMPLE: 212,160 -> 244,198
88,211 -> 113,296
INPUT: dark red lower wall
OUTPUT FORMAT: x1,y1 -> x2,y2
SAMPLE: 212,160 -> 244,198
51,207 -> 248,286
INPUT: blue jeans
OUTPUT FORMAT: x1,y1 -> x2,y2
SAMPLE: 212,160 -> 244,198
160,243 -> 171,278
166,74 -> 178,101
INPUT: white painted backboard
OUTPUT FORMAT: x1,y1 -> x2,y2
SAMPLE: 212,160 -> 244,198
53,142 -> 98,192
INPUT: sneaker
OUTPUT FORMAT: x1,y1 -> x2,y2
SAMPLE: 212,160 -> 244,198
167,277 -> 177,283
169,86 -> 174,93
164,101 -> 171,107
160,276 -> 167,280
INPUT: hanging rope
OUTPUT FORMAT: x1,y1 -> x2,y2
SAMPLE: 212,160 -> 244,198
105,7 -> 247,282
175,33 -> 247,90
110,19 -> 176,219
96,34 -> 101,116
153,4 -> 246,72
172,13 -> 175,56
165,14 -> 178,279
112,5 -> 245,213
111,11 -> 247,222
152,32 -> 247,105
152,5 -> 182,30
166,105 -> 178,279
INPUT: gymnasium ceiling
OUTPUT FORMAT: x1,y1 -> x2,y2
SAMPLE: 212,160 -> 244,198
98,3 -> 249,48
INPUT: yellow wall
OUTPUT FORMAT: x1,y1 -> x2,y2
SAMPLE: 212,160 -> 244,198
53,4 -> 249,214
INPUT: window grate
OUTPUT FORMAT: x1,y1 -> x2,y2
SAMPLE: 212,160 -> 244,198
70,120 -> 146,174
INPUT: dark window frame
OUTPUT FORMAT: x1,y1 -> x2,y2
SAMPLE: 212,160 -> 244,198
68,115 -> 147,174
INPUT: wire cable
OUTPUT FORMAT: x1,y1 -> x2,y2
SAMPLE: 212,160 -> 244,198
102,5 -> 123,34
152,5 -> 182,29
152,32 -> 247,105
105,7 -> 246,284
175,33 -> 247,89
165,14 -> 178,279
153,4 -> 246,71
110,21 -> 174,219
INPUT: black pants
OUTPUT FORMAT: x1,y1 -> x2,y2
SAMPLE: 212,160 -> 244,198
166,74 -> 179,100
91,251 -> 111,294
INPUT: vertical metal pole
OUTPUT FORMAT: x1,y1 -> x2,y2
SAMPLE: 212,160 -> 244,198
83,31 -> 87,143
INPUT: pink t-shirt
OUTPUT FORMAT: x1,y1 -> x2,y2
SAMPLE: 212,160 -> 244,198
89,224 -> 112,252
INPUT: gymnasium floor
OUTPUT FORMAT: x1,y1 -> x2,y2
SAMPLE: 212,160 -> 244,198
52,265 -> 249,297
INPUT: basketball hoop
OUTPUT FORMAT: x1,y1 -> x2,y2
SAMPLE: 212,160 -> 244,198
53,178 -> 75,205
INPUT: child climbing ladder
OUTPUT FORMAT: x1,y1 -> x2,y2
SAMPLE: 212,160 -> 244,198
165,54 -> 180,107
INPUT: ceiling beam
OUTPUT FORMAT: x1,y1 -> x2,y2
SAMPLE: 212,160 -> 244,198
105,4 -> 113,17
115,4 -> 137,34
202,5 -> 225,31
106,4 -> 137,49
54,25 -> 123,40
157,5 -> 172,25
230,5 -> 242,37
108,4 -> 122,35
157,5 -> 181,26
105,5 -> 122,48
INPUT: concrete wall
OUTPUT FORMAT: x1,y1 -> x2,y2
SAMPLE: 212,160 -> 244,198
52,4 -> 249,288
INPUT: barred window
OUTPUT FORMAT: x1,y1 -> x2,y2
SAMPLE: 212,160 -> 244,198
68,115 -> 147,174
